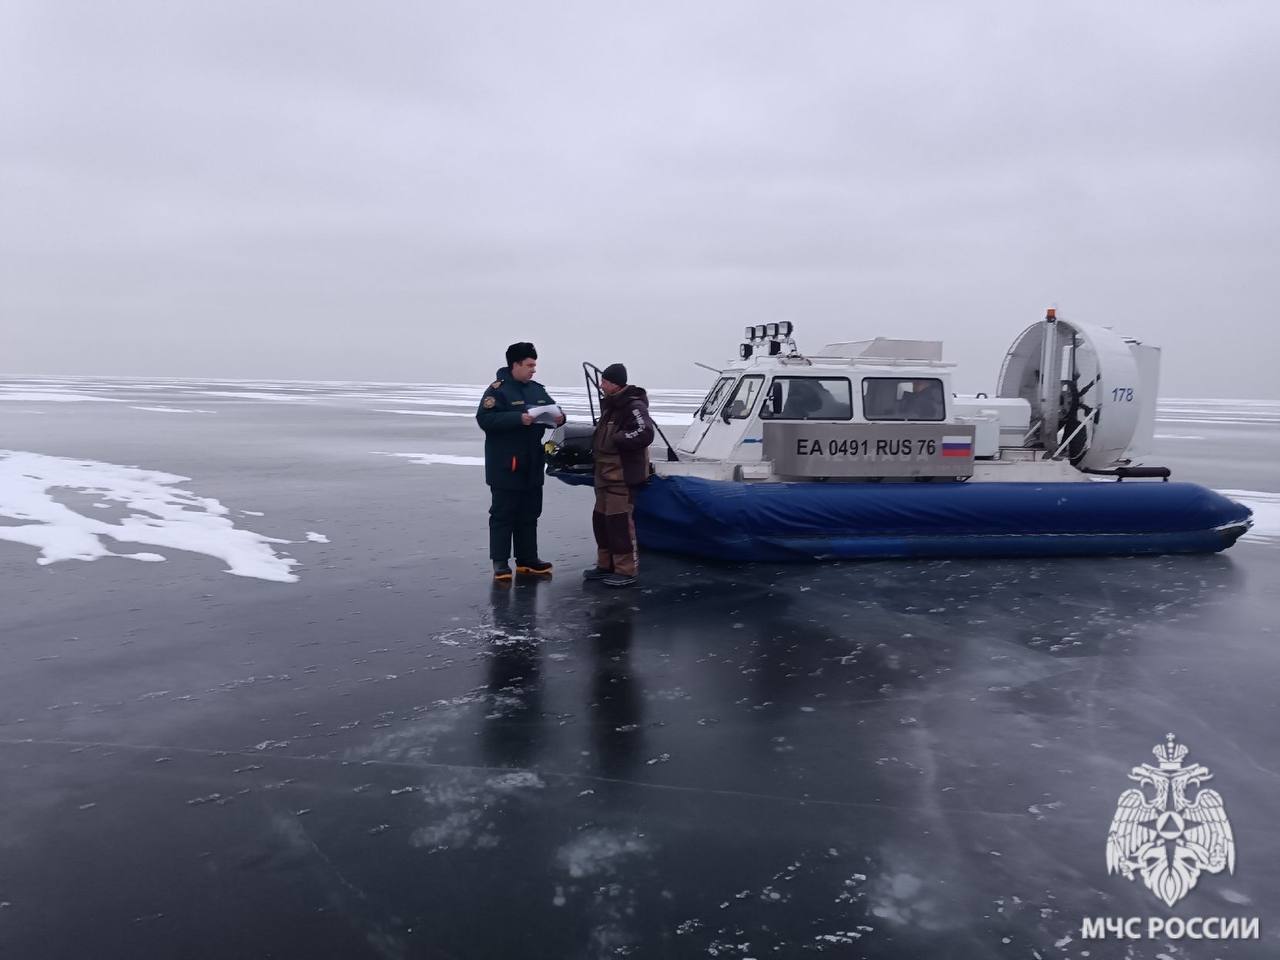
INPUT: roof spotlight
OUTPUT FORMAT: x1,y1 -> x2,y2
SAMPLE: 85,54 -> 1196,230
768,340 -> 783,356
744,326 -> 755,341
739,343 -> 754,360
766,322 -> 779,338
753,324 -> 767,339
778,321 -> 793,337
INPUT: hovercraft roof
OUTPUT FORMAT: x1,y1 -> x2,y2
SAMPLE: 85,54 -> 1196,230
729,326 -> 953,371
815,338 -> 943,361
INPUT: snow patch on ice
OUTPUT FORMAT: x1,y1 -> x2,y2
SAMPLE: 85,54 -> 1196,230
198,390 -> 319,403
1217,489 -> 1280,545
130,405 -> 214,414
345,394 -> 480,407
556,828 -> 648,878
486,771 -> 545,791
411,810 -> 483,849
305,531 -> 330,543
866,868 -> 953,932
374,409 -> 472,418
0,389 -> 124,403
406,770 -> 543,852
0,449 -> 302,582
376,451 -> 485,467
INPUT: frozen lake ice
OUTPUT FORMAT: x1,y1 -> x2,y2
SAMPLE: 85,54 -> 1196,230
1,377 -> 1278,958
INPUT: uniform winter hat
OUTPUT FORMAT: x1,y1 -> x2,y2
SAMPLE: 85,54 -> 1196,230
505,342 -> 537,366
601,363 -> 628,386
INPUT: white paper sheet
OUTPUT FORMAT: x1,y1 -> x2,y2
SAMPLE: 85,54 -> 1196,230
527,403 -> 563,426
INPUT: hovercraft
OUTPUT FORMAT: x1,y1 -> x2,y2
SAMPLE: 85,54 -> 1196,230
546,312 -> 1252,560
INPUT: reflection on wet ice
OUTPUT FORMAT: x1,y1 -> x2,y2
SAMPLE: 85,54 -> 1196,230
588,599 -> 645,781
481,581 -> 546,768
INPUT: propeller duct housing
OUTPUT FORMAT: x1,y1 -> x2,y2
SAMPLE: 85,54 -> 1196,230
997,317 -> 1160,470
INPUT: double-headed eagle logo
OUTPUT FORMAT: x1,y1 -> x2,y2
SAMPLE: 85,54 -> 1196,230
1107,734 -> 1235,907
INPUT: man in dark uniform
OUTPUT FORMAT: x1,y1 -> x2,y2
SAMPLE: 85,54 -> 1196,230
476,342 -> 566,581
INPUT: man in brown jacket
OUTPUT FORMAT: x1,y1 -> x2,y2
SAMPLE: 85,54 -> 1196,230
584,363 -> 654,588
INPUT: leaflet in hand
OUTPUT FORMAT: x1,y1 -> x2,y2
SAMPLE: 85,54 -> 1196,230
527,403 -> 563,426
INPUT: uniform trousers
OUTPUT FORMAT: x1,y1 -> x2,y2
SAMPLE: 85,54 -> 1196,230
489,486 -> 543,562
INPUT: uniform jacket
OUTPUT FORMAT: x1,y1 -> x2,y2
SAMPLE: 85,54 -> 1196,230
476,366 -> 559,489
593,385 -> 654,488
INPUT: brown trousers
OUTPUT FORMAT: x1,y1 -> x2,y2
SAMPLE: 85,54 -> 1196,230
593,484 -> 637,576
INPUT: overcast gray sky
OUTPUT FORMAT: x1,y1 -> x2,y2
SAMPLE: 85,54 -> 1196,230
3,1 -> 1277,396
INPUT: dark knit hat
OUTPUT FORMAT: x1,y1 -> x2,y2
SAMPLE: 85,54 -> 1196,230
505,342 -> 537,366
601,363 -> 628,386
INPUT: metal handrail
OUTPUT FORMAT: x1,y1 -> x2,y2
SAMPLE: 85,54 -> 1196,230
1050,420 -> 1087,460
1050,408 -> 1099,460
580,360 -> 679,461
581,361 -> 603,425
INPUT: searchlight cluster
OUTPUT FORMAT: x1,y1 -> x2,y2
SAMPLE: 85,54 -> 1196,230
740,321 -> 796,360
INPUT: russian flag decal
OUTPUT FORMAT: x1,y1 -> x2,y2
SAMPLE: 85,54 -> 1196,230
941,435 -> 972,457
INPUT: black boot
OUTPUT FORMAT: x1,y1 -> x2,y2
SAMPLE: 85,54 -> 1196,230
492,561 -> 513,582
515,558 -> 553,575
582,566 -> 612,581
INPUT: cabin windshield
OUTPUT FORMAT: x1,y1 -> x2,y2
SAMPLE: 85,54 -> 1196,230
862,377 -> 946,421
724,375 -> 765,419
760,377 -> 853,420
697,376 -> 735,421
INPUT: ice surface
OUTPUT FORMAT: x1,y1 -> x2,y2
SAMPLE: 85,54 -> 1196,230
376,452 -> 485,467
556,828 -> 649,879
1157,398 -> 1280,425
129,406 -> 214,414
374,408 -> 472,417
0,449 -> 305,581
2,378 -> 1277,960
0,389 -> 124,403
197,390 -> 321,403
1217,489 -> 1280,544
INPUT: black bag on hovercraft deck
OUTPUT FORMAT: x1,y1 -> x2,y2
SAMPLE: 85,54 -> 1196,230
545,423 -> 595,482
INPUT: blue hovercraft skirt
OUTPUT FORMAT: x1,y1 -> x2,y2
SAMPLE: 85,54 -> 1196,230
631,476 -> 1253,560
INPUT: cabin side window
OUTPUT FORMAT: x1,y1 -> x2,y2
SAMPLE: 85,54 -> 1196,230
724,374 -> 765,419
759,377 -> 853,420
697,376 -> 735,421
861,377 -> 946,421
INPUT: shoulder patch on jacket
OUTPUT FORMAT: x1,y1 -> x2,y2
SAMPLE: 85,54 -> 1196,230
490,380 -> 503,390
483,396 -> 496,409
